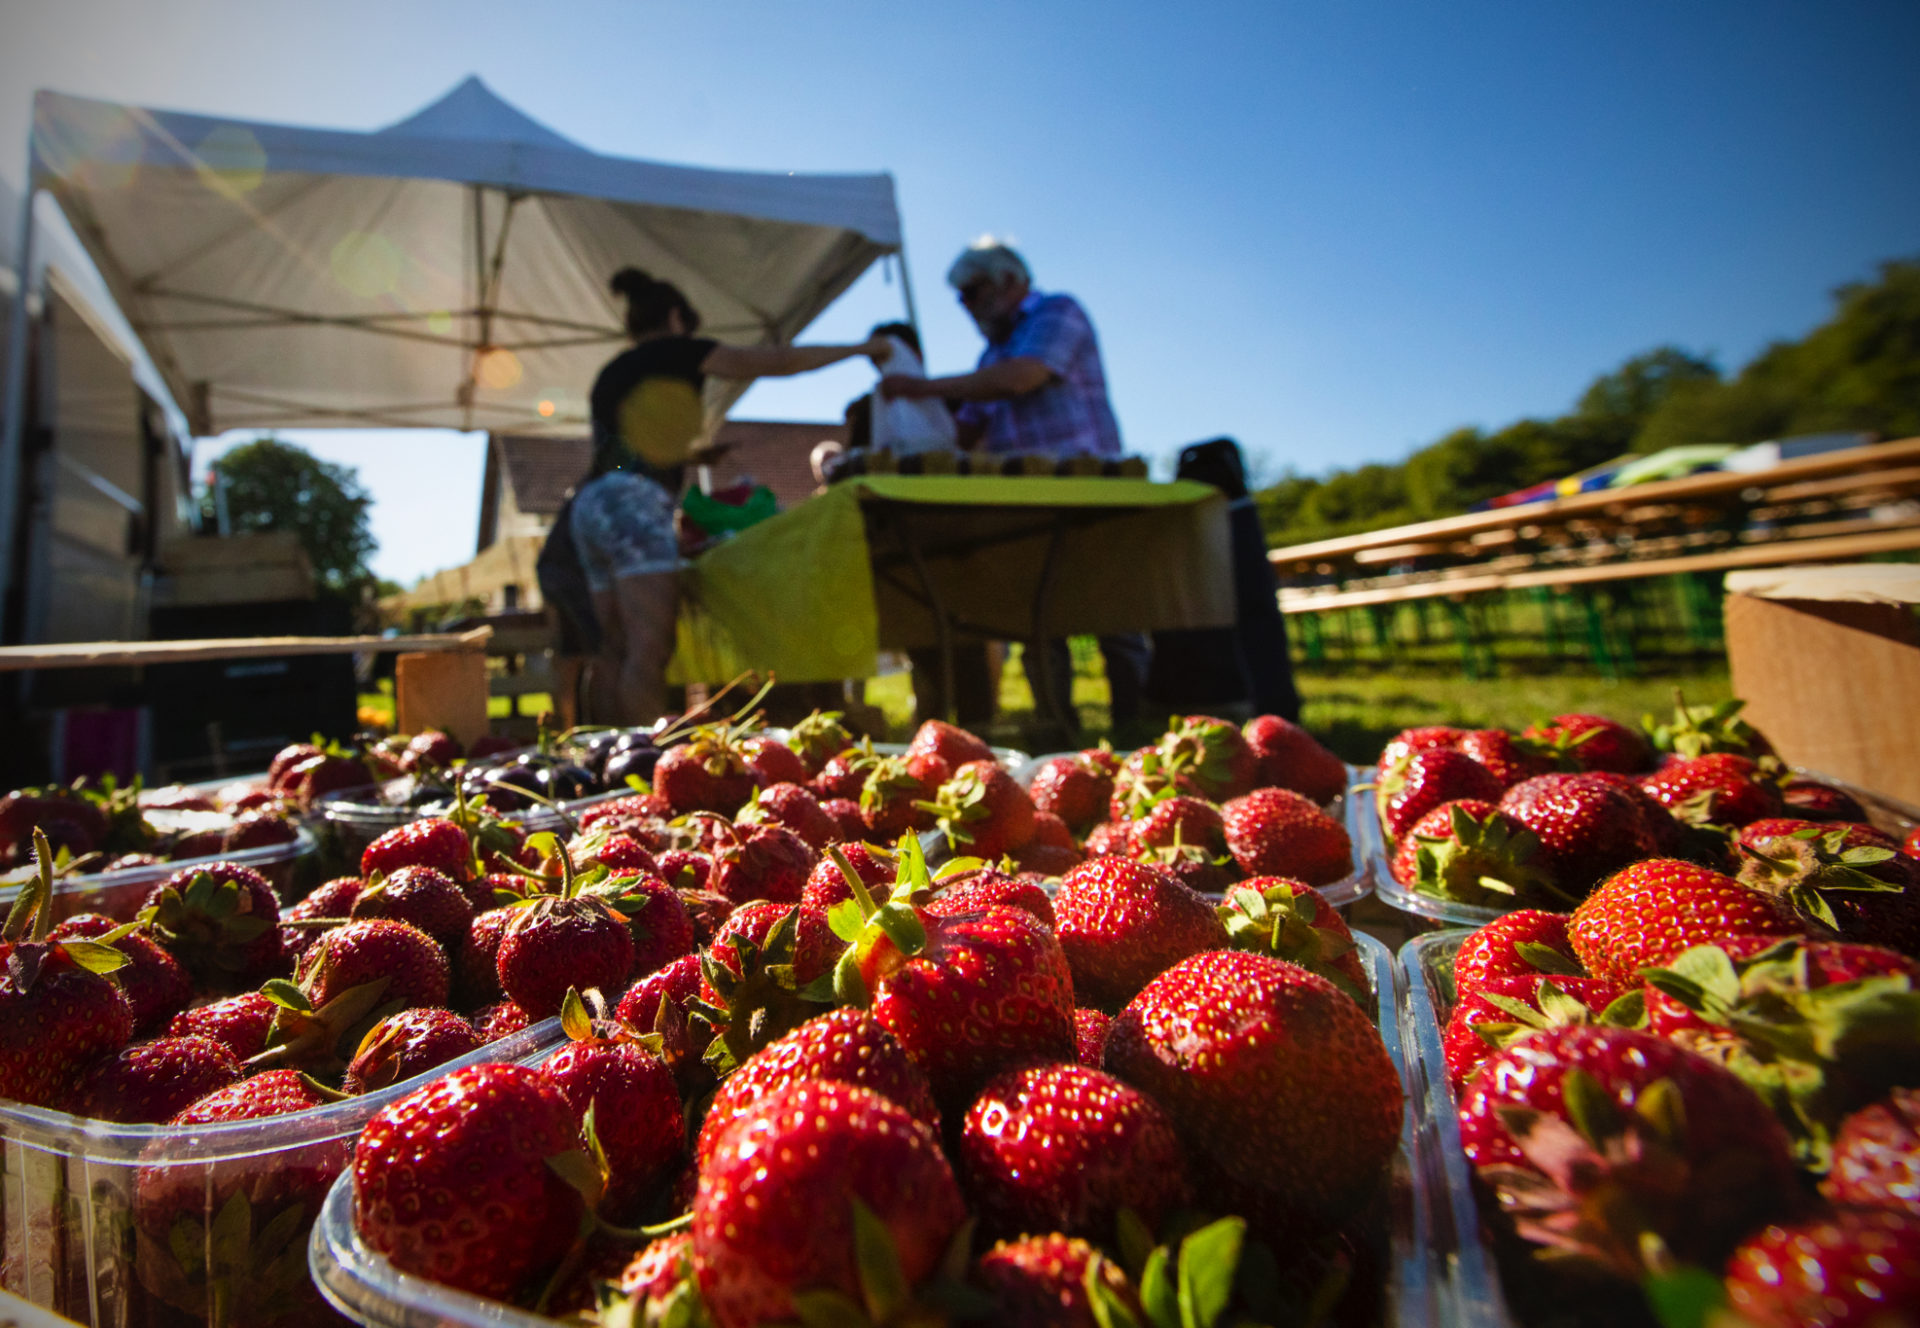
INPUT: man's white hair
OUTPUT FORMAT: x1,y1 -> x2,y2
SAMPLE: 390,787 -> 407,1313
947,237 -> 1031,290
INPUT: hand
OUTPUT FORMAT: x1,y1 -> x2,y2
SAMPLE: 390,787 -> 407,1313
877,374 -> 926,400
862,334 -> 894,366
689,442 -> 733,465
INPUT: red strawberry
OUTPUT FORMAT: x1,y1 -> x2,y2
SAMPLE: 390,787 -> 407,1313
960,1060 -> 1190,1241
266,741 -> 323,790
571,830 -> 663,878
1576,768 -> 1692,855
1736,822 -> 1920,953
619,1230 -> 695,1306
1220,786 -> 1352,885
294,917 -> 451,1016
1073,1007 -> 1111,1067
497,885 -> 634,1018
1456,1025 -> 1801,1272
696,903 -> 842,1072
360,818 -> 472,881
787,709 -> 853,776
542,1024 -> 683,1216
168,990 -> 277,1060
1456,728 -> 1554,788
1393,799 -> 1557,907
1723,1207 -> 1920,1327
1218,876 -> 1368,999
801,841 -> 896,911
1105,949 -> 1401,1226
455,905 -> 516,1007
1054,857 -> 1229,1009
1452,910 -> 1586,1006
587,872 -> 696,977
740,735 -> 807,788
1083,821 -> 1131,858
973,1234 -> 1139,1328
614,951 -> 711,1088
75,1034 -> 241,1123
811,748 -> 872,802
139,862 -> 286,992
693,1080 -> 966,1328
472,999 -> 532,1042
1108,747 -> 1200,822
1646,693 -> 1773,761
1378,725 -> 1465,771
1377,749 -> 1506,841
1029,754 -> 1116,834
1641,752 -> 1783,827
283,875 -> 364,960
288,751 -> 374,808
1441,973 -> 1628,1088
1523,713 -> 1652,775
51,913 -> 191,1035
1495,773 -> 1661,897
353,1063 -> 585,1300
1013,839 -> 1084,879
1780,778 -> 1869,822
399,729 -> 461,772
653,730 -> 757,816
817,797 -> 868,843
1157,714 -> 1262,801
907,718 -> 995,770
860,751 -> 951,840
349,864 -> 474,948
1028,809 -> 1075,850
1569,858 -> 1802,986
695,1006 -> 937,1167
924,866 -> 1058,929
342,1007 -> 483,1093
1824,1087 -> 1920,1215
740,782 -> 837,851
708,823 -> 815,906
1126,794 -> 1225,856
923,759 -> 1037,859
656,847 -> 713,892
1243,714 -> 1348,804
222,811 -> 297,852
579,792 -> 673,832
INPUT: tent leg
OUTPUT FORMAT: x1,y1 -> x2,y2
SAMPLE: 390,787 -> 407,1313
893,509 -> 955,723
0,180 -> 35,634
1028,519 -> 1076,743
892,245 -> 922,348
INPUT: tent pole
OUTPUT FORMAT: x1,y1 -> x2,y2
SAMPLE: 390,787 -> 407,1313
0,177 -> 38,632
893,244 -> 921,345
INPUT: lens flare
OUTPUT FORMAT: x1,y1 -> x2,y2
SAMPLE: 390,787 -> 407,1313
34,99 -> 142,191
195,125 -> 266,198
537,399 -> 556,417
330,232 -> 404,299
474,347 -> 523,391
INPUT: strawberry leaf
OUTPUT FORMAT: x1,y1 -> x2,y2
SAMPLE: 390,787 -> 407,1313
1086,1258 -> 1146,1328
545,1149 -> 604,1206
1116,1207 -> 1156,1279
1176,1216 -> 1244,1328
791,1290 -> 869,1328
826,900 -> 865,944
1514,942 -> 1583,976
560,987 -> 594,1042
1561,1067 -> 1622,1147
1641,1265 -> 1727,1328
260,979 -> 312,1014
59,939 -> 128,974
1138,1247 -> 1177,1328
849,1197 -> 908,1323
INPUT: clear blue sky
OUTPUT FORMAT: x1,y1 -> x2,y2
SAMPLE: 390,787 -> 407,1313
5,0 -> 1917,584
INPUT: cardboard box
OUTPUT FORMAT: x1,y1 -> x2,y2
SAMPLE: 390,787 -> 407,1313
1724,564 -> 1920,807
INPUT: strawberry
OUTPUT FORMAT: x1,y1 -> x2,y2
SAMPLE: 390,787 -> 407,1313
973,1234 -> 1139,1328
1377,748 -> 1506,841
1073,1008 -> 1112,1066
266,741 -> 323,790
817,797 -> 868,844
1736,822 -> 1920,953
811,747 -> 873,802
740,735 -> 807,788
1126,794 -> 1225,856
654,728 -> 758,816
1441,974 -> 1629,1088
139,862 -> 286,993
788,709 -> 854,776
1724,1207 -> 1920,1327
1576,767 -> 1693,856
1645,692 -> 1773,761
1083,821 -> 1131,858
959,1060 -> 1190,1241
282,874 -> 364,962
838,893 -> 1076,1108
1781,778 -> 1869,822
342,1007 -> 483,1093
1906,825 -> 1920,859
1157,714 -> 1261,801
1496,773 -> 1661,896
1029,754 -> 1116,833
1220,786 -> 1352,885
695,902 -> 842,1072
922,759 -> 1037,859
1568,858 -> 1802,986
541,1014 -> 683,1217
1105,949 -> 1401,1226
1456,728 -> 1555,788
290,917 -> 451,1032
801,841 -> 896,911
398,729 -> 461,772
1378,724 -> 1465,771
455,905 -> 516,1007
619,1230 -> 696,1306
739,781 -> 837,851
579,792 -> 673,831
1243,713 -> 1348,804
587,872 -> 696,976
1028,809 -> 1075,850
860,751 -> 950,840
1053,857 -> 1229,1009
51,913 -> 191,1035
692,1080 -> 967,1328
1457,1025 -> 1802,1274
614,951 -> 711,1088
1523,713 -> 1652,775
168,990 -> 277,1060
1108,747 -> 1200,822
695,1006 -> 938,1168
1452,910 -> 1585,1004
350,864 -> 474,948
1824,1087 -> 1920,1214
287,750 -> 375,809
708,822 -> 815,906
1394,799 -> 1558,907
570,829 -> 663,877
1013,839 -> 1084,879
353,1063 -> 586,1300
1641,752 -> 1783,828
497,868 -> 635,1018
1218,876 -> 1368,1000
656,846 -> 713,892
924,866 -> 1057,929
906,717 -> 995,769
75,1034 -> 241,1123
472,999 -> 532,1042
222,811 -> 297,852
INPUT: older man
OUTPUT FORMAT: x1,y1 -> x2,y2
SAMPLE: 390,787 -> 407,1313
880,241 -> 1145,732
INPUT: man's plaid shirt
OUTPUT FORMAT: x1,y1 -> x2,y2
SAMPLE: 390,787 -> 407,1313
955,292 -> 1123,457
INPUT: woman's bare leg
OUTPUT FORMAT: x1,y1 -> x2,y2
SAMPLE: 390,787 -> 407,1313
609,571 -> 679,725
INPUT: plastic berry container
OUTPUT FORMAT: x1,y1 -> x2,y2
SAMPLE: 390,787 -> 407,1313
0,821 -> 318,925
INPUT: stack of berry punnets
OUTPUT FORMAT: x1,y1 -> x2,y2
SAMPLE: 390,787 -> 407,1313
1401,908 -> 1920,1328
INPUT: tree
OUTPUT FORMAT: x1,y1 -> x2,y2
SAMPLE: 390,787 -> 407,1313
206,438 -> 377,592
1574,346 -> 1719,450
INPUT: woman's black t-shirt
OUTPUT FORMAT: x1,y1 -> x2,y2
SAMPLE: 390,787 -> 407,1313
588,335 -> 718,491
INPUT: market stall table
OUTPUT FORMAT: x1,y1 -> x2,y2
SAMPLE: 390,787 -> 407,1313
669,475 -> 1236,730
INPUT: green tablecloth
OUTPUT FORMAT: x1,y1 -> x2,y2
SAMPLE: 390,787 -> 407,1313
670,475 -> 1234,684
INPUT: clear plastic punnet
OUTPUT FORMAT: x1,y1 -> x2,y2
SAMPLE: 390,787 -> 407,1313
0,823 -> 318,925
0,1015 -> 564,1328
313,931 -> 1438,1327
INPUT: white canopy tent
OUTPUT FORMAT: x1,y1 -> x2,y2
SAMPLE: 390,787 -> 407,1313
0,76 -> 912,598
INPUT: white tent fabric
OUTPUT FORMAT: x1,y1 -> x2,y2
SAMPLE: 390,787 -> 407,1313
21,77 -> 904,436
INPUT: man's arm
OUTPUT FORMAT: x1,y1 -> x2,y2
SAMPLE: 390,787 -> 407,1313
704,338 -> 887,380
879,357 -> 1054,402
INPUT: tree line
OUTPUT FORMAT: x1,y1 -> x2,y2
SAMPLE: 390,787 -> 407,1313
1257,257 -> 1920,545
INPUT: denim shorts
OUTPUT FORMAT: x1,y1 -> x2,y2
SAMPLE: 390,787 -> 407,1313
570,471 -> 680,592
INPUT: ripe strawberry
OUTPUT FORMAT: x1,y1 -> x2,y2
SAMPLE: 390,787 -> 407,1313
343,1007 -> 483,1093
1457,1025 -> 1801,1273
472,999 -> 532,1042
1645,693 -> 1774,761
1013,839 -> 1084,879
740,734 -> 807,788
811,747 -> 873,802
570,830 -> 663,877
140,862 -> 286,992
907,718 -> 995,769
349,864 -> 474,948
1108,747 -> 1201,822
817,797 -> 868,843
653,730 -> 757,816
696,903 -> 842,1072
1158,715 -> 1262,801
497,883 -> 634,1018
51,913 -> 191,1034
960,1060 -> 1190,1241
973,1234 -> 1139,1328
1824,1087 -> 1920,1215
740,781 -> 837,851
353,1063 -> 585,1300
587,872 -> 696,977
693,1080 -> 966,1328
399,729 -> 461,772
1054,857 -> 1229,1009
1523,713 -> 1652,775
708,823 -> 815,906
1442,973 -> 1629,1088
222,811 -> 297,852
75,1034 -> 241,1123
842,899 -> 1075,1108
455,905 -> 516,1007
620,1230 -> 696,1305
1029,753 -> 1116,833
1736,822 -> 1920,953
1218,876 -> 1368,999
266,741 -> 324,790
1496,773 -> 1661,896
1456,728 -> 1555,788
801,841 -> 896,910
282,874 -> 364,955
695,1006 -> 938,1168
655,846 -> 713,892
1723,1207 -> 1920,1327
1641,752 -> 1783,828
1221,786 -> 1352,885
1378,725 -> 1465,771
1576,767 -> 1692,856
578,792 -> 673,832
168,990 -> 277,1060
1126,794 -> 1226,856
1073,1008 -> 1111,1066
860,751 -> 951,840
1377,748 -> 1505,841
787,708 -> 853,776
1243,713 -> 1348,804
1105,950 -> 1400,1226
1083,821 -> 1131,858
1028,809 -> 1075,850
541,1025 -> 683,1216
1781,778 -> 1869,822
293,917 -> 451,1020
923,759 -> 1037,859
924,866 -> 1057,929
287,750 -> 375,808
1569,858 -> 1802,986
614,951 -> 711,1088
1393,799 -> 1556,907
1907,825 -> 1920,859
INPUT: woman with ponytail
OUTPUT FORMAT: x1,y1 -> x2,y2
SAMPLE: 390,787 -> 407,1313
571,268 -> 891,723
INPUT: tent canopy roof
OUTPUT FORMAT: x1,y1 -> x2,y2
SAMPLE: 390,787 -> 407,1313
28,77 -> 902,435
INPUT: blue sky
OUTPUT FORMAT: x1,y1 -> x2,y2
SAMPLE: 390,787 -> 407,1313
5,0 -> 1917,583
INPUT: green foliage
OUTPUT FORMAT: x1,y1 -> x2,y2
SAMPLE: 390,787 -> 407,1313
206,438 -> 377,592
1258,258 -> 1920,545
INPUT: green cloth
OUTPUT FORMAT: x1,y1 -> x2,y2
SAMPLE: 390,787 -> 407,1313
682,484 -> 779,535
670,475 -> 1233,684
